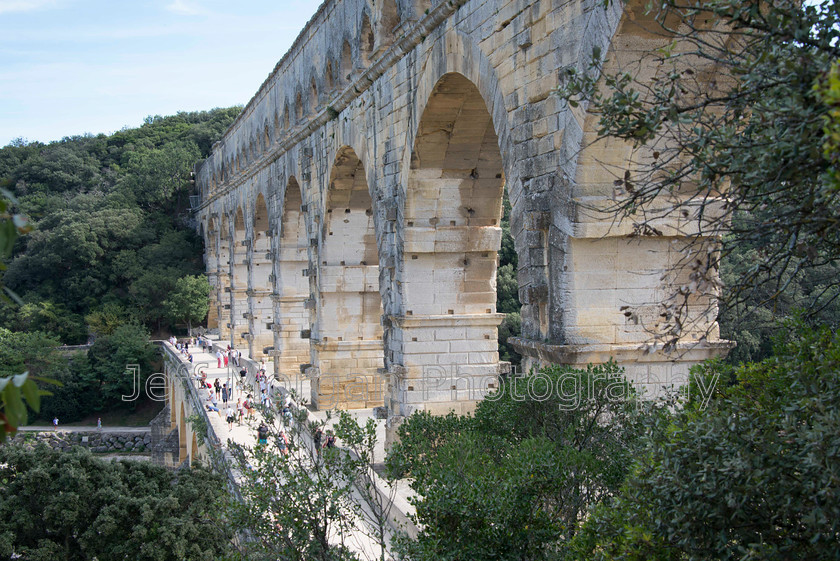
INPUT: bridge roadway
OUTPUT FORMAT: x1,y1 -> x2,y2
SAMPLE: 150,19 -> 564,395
158,340 -> 416,558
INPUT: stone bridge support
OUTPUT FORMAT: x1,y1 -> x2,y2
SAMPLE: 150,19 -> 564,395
151,345 -> 211,468
248,195 -> 274,358
273,177 -> 311,378
194,0 -> 732,435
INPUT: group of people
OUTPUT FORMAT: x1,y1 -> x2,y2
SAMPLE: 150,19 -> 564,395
187,344 -> 338,456
215,346 -> 241,369
169,336 -> 196,363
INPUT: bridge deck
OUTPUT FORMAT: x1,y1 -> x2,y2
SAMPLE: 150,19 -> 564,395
172,342 -> 414,558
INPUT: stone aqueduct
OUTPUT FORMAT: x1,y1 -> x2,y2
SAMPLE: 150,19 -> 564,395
194,0 -> 730,426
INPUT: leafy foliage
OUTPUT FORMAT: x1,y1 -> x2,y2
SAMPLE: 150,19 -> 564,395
0,444 -> 233,560
571,324 -> 840,560
33,324 -> 158,423
0,329 -> 61,440
387,362 -> 647,560
497,191 -> 521,365
228,404 -> 395,561
0,108 -> 240,341
163,274 -> 210,333
558,0 -> 840,351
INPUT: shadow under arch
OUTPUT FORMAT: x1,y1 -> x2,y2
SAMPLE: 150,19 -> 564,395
249,193 -> 274,359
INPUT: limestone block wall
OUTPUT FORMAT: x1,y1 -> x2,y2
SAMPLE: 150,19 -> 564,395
195,0 -> 731,426
12,430 -> 153,454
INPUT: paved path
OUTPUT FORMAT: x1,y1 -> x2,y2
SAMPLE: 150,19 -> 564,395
180,342 -> 399,560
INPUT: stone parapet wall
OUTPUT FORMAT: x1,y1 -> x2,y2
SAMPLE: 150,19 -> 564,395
13,430 -> 152,454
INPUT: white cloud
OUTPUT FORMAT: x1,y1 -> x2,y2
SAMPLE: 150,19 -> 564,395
0,0 -> 58,14
165,0 -> 203,16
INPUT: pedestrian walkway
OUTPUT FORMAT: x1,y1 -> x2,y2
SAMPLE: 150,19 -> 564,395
180,341 -> 404,559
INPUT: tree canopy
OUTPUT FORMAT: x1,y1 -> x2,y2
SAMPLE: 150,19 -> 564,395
0,444 -> 233,561
0,107 -> 240,342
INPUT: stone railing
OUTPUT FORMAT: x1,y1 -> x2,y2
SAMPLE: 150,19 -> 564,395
156,341 -> 246,500
11,430 -> 151,454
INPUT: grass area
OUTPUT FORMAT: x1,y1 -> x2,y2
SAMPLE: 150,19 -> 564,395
64,399 -> 164,427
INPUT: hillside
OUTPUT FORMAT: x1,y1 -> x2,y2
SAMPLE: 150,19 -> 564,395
0,108 -> 241,343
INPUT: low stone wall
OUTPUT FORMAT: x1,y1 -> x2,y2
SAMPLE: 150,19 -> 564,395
13,431 -> 152,453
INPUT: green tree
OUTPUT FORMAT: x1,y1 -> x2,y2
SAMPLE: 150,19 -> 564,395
559,0 -> 840,349
15,300 -> 87,344
0,108 -> 235,336
0,328 -> 61,438
118,140 -> 201,208
163,274 -> 210,334
228,398 -> 397,561
85,302 -> 134,337
86,324 -> 157,410
571,324 -> 840,560
387,362 -> 647,561
0,444 -> 233,560
497,190 -> 522,365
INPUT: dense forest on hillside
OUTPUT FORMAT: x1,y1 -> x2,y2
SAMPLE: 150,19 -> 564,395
0,107 -> 240,344
0,108 -> 240,423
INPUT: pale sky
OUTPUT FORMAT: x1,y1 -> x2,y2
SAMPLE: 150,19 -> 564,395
0,0 -> 323,147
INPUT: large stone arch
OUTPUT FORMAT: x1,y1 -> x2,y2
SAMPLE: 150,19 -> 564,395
193,0 -> 733,436
206,215 -> 221,330
178,402 -> 187,464
217,213 -> 233,341
230,206 -> 250,348
190,432 -> 199,466
389,70 -> 507,419
249,193 -> 274,358
272,175 -> 312,379
311,145 -> 386,409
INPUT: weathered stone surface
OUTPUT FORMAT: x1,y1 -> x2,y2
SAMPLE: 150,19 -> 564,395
195,0 -> 730,427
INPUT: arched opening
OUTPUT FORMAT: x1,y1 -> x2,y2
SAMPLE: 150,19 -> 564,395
399,72 -> 508,414
169,380 -> 177,428
218,216 -> 232,341
190,432 -> 199,466
325,60 -> 334,93
342,40 -> 353,81
274,177 -> 311,378
313,146 -> 384,409
250,194 -> 273,359
377,0 -> 400,48
206,217 -> 220,330
310,77 -> 319,113
231,207 -> 249,348
284,102 -> 290,130
295,92 -> 304,122
360,14 -> 374,67
233,208 -> 248,288
178,403 -> 187,464
264,124 -> 270,149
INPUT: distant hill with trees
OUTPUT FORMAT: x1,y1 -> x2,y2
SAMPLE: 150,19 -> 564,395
0,107 -> 240,343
